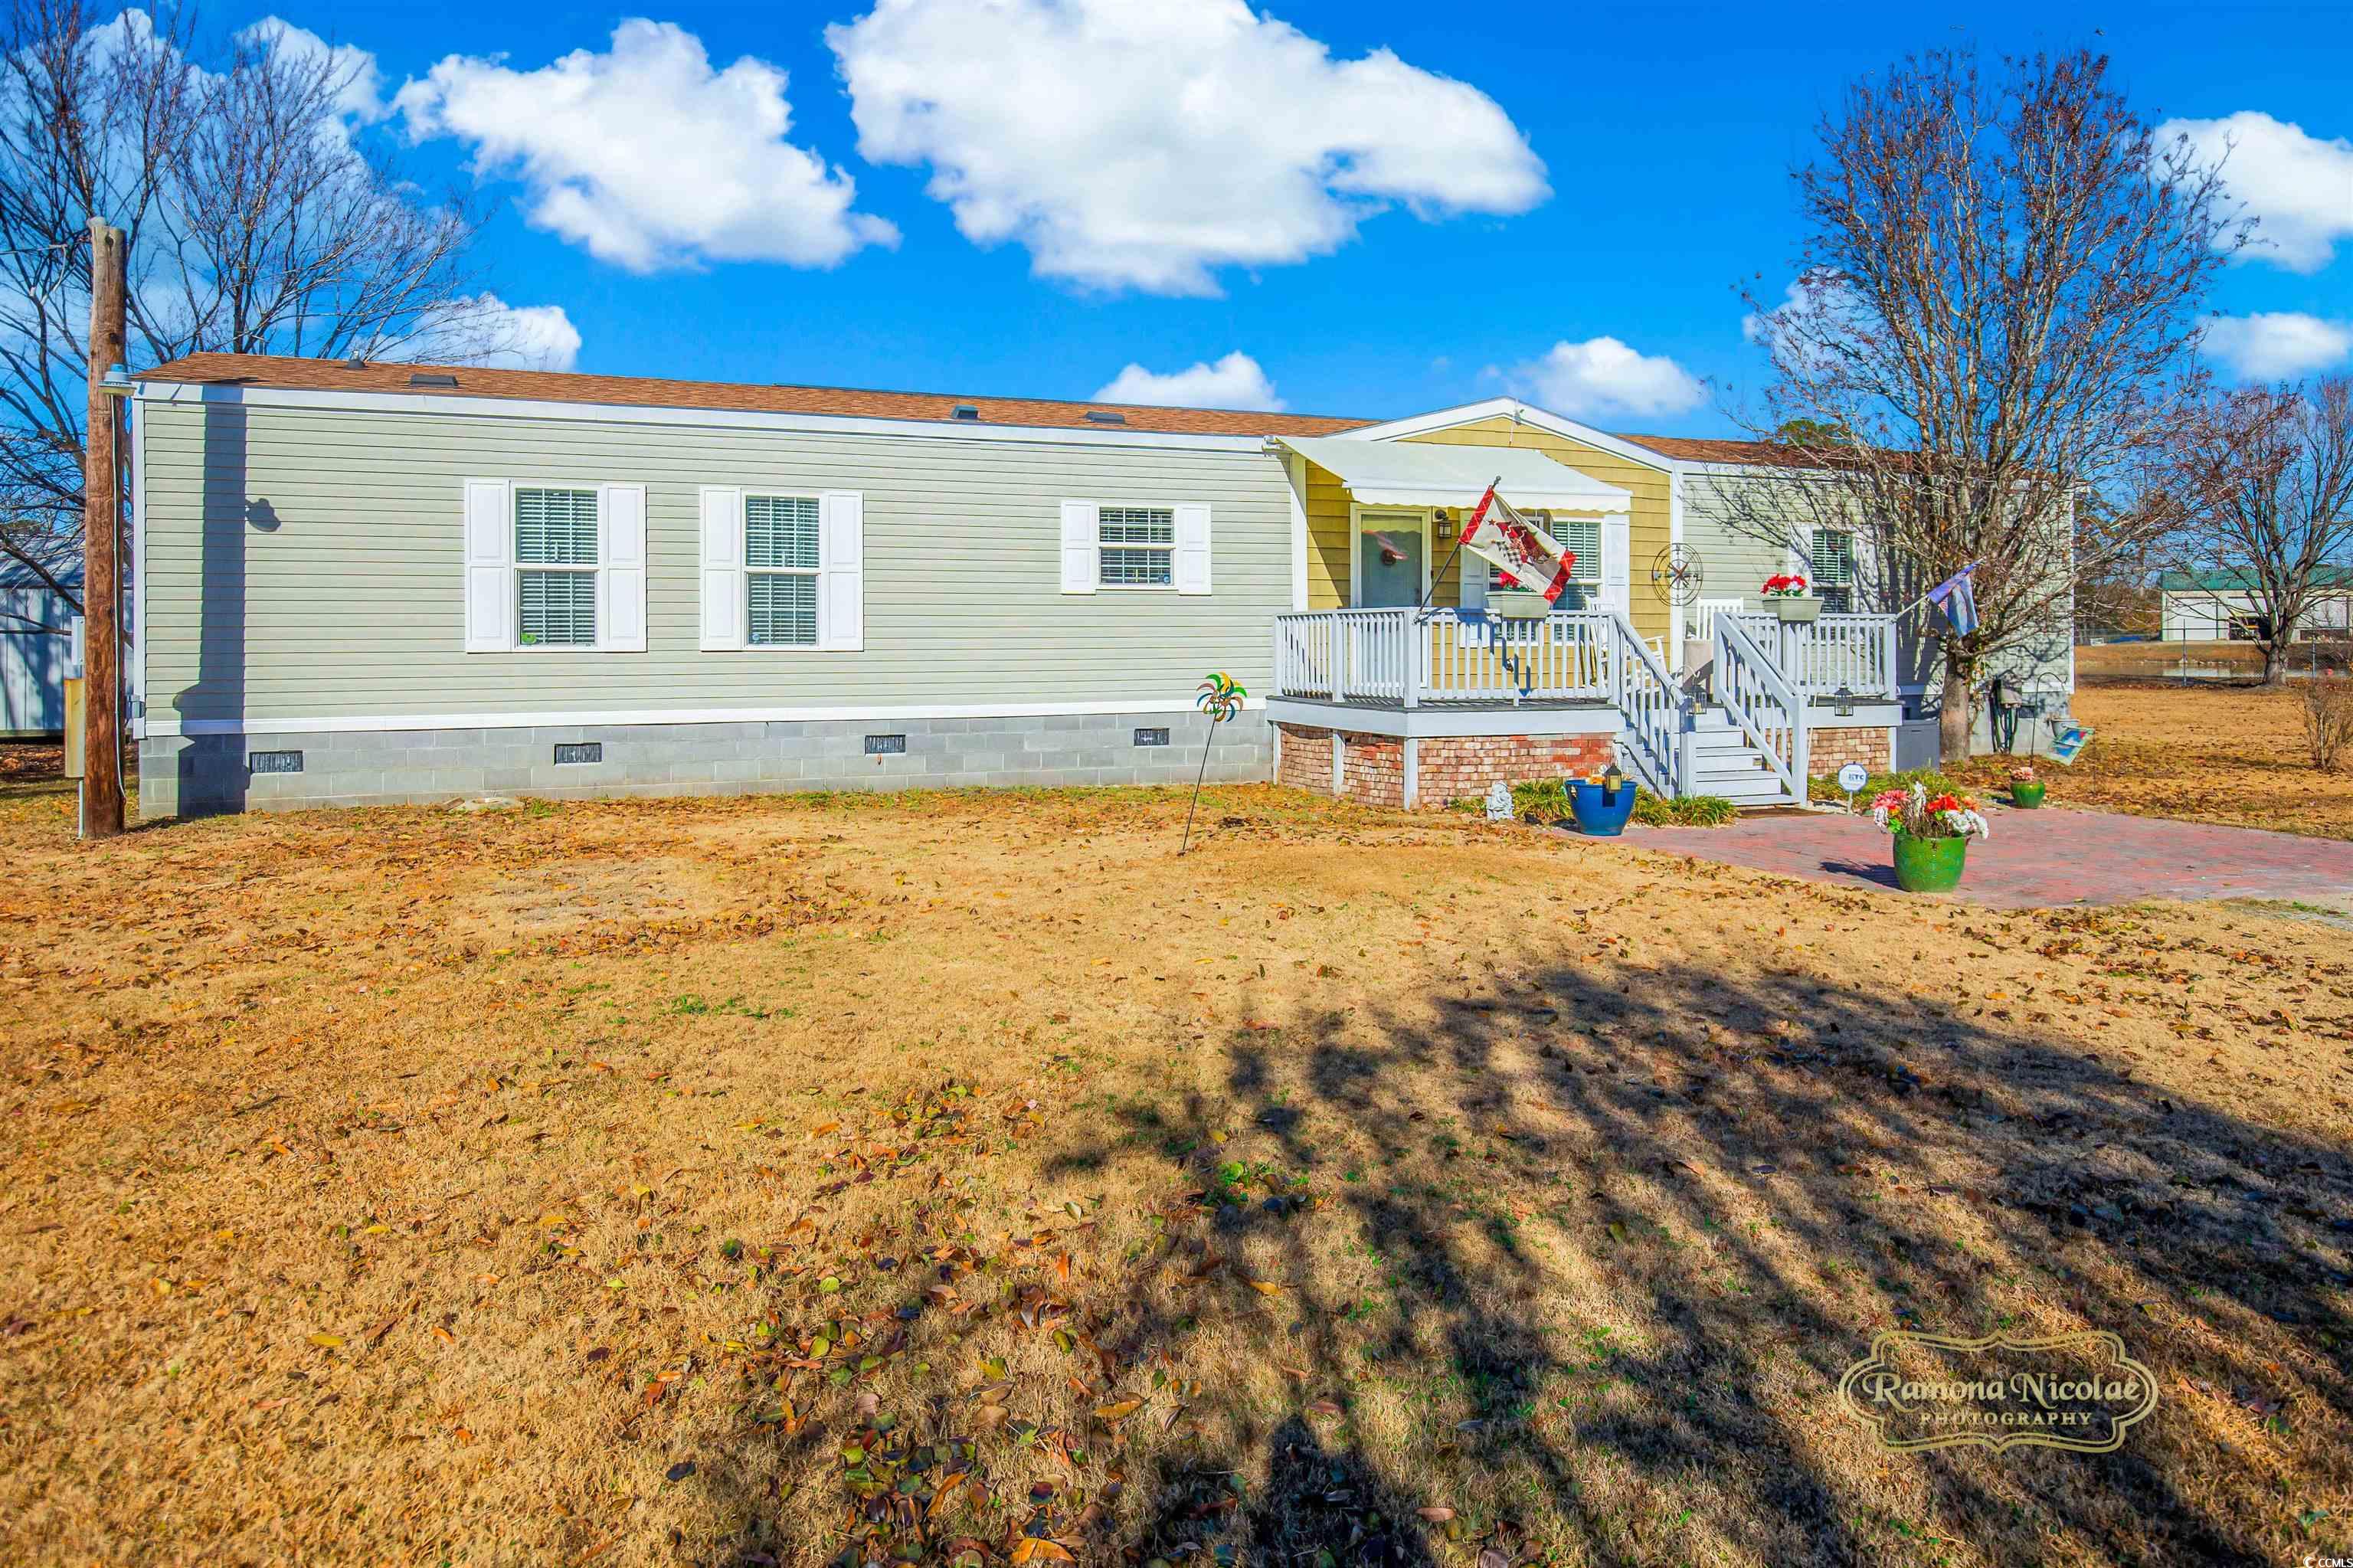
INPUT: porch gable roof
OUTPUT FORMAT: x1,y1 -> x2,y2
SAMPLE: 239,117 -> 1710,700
1275,434 -> 1632,513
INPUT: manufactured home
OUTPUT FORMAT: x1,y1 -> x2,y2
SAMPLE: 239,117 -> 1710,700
1,552 -> 76,738
129,356 -> 2056,817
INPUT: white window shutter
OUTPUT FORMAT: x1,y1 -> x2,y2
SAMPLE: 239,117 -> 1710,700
1602,516 -> 1631,616
1173,502 -> 1212,594
1060,500 -> 1098,594
699,486 -> 745,650
819,490 -> 865,651
598,483 -> 646,652
463,479 -> 513,652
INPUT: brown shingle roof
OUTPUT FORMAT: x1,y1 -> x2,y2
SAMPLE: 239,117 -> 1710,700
136,353 -> 1820,466
136,352 -> 1375,438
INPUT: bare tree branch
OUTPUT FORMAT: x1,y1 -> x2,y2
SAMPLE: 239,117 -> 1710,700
0,2 -> 518,608
2156,378 -> 2353,682
1707,47 -> 2244,758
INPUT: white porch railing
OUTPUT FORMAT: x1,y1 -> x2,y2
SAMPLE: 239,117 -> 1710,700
1728,611 -> 1900,698
1690,597 -> 1746,643
1607,611 -> 1687,799
1272,608 -> 1614,706
1713,614 -> 1806,797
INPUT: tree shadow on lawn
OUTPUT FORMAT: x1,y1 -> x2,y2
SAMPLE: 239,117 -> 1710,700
686,950 -> 2351,1566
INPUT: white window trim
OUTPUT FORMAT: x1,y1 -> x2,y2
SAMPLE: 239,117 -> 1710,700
463,478 -> 646,654
1062,500 -> 1210,594
700,485 -> 865,652
745,493 -> 824,647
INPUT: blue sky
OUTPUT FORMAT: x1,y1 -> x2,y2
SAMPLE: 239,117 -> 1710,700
228,0 -> 2352,433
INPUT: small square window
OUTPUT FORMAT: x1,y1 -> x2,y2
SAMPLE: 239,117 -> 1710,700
1098,505 -> 1174,587
552,742 -> 604,765
1134,727 -> 1171,748
863,733 -> 907,755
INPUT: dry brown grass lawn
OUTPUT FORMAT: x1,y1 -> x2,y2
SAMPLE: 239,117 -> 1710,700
1955,680 -> 2353,838
2,748 -> 2350,1566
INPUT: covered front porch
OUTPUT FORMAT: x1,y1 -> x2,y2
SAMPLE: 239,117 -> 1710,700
1265,603 -> 1906,808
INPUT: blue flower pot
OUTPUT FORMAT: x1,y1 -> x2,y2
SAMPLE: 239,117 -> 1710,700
1567,778 -> 1639,836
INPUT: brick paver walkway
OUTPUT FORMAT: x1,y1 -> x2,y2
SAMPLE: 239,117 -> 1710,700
1614,807 -> 2353,909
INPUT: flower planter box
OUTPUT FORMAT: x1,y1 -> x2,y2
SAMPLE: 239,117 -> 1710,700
1770,595 -> 1822,624
1567,778 -> 1638,836
1486,590 -> 1555,620
1891,831 -> 1968,892
2011,781 -> 2046,809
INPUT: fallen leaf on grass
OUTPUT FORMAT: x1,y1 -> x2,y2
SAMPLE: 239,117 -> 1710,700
1247,1279 -> 1284,1295
1095,1399 -> 1142,1422
1417,1507 -> 1455,1522
1305,1399 -> 1343,1416
306,1333 -> 345,1349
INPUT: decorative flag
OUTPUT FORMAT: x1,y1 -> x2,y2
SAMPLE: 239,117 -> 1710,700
1460,486 -> 1576,603
1927,561 -> 1981,637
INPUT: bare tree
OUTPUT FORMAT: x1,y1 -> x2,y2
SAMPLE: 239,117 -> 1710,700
0,2 -> 513,609
1717,47 -> 2243,760
2156,378 -> 2353,683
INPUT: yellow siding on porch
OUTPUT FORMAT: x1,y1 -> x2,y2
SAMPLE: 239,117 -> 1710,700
1304,459 -> 1350,610
1402,417 -> 1672,643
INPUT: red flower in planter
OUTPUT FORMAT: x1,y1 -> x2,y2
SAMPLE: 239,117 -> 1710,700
1761,573 -> 1811,597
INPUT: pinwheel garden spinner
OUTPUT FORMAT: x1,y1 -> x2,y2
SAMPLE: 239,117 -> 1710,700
1181,673 -> 1247,855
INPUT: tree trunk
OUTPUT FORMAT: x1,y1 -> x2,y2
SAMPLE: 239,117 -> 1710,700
2262,643 -> 2288,686
1939,656 -> 1972,764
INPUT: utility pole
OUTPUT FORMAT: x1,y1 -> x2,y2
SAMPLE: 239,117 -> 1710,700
80,216 -> 126,840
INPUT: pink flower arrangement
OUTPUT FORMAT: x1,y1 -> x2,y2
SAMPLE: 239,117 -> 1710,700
2011,765 -> 2038,783
1870,782 -> 1990,840
1761,573 -> 1811,598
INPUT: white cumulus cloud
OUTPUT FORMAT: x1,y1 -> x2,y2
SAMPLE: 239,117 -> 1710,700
2201,312 -> 2353,381
1093,352 -> 1281,410
1500,337 -> 1705,421
826,0 -> 1546,295
399,293 -> 584,371
396,19 -> 897,273
2161,110 -> 2353,273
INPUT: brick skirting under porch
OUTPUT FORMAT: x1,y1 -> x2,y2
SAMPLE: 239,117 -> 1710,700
1805,722 -> 1893,780
1275,722 -> 1616,811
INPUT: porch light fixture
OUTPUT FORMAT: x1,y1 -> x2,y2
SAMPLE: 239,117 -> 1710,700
1834,683 -> 1854,717
97,362 -> 131,398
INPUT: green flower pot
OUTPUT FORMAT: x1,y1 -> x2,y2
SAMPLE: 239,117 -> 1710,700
2011,781 -> 2046,809
1891,831 -> 1968,893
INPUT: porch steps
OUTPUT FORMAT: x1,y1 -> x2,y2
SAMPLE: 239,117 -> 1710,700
1681,705 -> 1801,808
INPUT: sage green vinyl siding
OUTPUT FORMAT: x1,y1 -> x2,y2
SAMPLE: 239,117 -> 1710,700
141,398 -> 1295,725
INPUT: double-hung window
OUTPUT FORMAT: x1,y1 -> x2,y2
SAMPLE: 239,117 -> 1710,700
462,479 -> 646,653
1486,515 -> 1601,609
1059,501 -> 1212,594
699,486 -> 865,651
745,494 -> 821,646
515,487 -> 600,646
1810,529 -> 1857,614
1098,506 -> 1175,588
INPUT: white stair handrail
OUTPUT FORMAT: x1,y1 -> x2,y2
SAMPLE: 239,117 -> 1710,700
1711,613 -> 1807,799
1607,610 -> 1688,799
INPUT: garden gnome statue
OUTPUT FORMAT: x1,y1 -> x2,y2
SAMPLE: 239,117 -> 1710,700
1485,780 -> 1514,821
